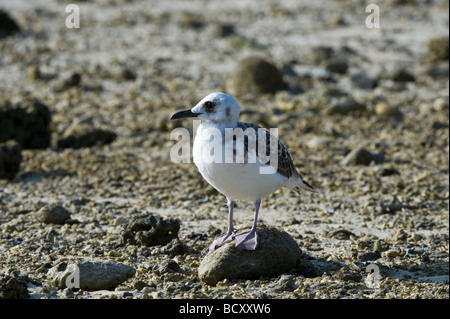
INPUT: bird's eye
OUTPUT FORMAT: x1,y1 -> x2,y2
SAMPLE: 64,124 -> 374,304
204,101 -> 215,112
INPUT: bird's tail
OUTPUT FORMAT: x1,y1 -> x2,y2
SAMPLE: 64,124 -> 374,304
293,177 -> 316,194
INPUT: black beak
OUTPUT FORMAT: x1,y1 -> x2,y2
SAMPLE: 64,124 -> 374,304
170,109 -> 199,120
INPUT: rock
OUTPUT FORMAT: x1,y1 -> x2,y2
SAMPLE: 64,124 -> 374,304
47,259 -> 135,291
154,259 -> 181,274
351,73 -> 378,90
121,215 -> 180,246
377,166 -> 400,177
305,46 -> 336,65
0,99 -> 51,149
37,204 -> 71,225
0,140 -> 22,180
335,267 -> 362,282
394,229 -> 408,242
57,123 -> 116,149
198,224 -> 302,285
62,72 -> 81,88
324,59 -> 348,74
306,136 -> 330,149
271,274 -> 297,292
0,271 -> 29,299
340,146 -> 384,166
209,23 -> 235,38
327,98 -> 366,115
375,102 -> 402,117
426,37 -> 449,62
389,68 -> 415,82
358,251 -> 381,262
0,10 -> 21,38
231,57 -> 286,95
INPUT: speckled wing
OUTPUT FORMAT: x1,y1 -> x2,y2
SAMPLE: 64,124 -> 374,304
235,121 -> 299,179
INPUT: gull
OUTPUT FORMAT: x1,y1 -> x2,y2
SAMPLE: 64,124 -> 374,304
171,92 -> 315,251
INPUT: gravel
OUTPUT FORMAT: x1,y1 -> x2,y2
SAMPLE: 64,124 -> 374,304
0,0 -> 448,299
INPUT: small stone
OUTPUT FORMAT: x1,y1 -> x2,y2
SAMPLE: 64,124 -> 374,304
209,23 -> 235,38
340,146 -> 384,166
198,224 -> 302,285
121,215 -> 180,247
114,216 -> 129,226
335,267 -> 362,282
155,259 -> 181,274
47,259 -> 135,291
383,249 -> 402,258
231,57 -> 286,95
306,136 -> 330,149
375,102 -> 402,117
37,204 -> 71,225
327,98 -> 366,115
0,140 -> 22,180
389,68 -> 415,82
377,166 -> 400,177
358,251 -> 381,262
393,229 -> 408,242
272,274 -> 297,292
351,73 -> 378,90
324,59 -> 348,74
427,37 -> 449,62
410,233 -> 423,242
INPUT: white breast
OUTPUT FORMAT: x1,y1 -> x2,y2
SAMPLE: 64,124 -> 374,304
193,124 -> 286,201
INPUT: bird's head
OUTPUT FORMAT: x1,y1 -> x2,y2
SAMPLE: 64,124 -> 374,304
171,92 -> 241,125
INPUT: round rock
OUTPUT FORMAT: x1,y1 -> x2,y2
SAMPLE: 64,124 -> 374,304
37,204 -> 71,225
198,224 -> 302,285
231,57 -> 286,95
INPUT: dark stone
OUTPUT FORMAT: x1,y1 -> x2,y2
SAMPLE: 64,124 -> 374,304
121,215 -> 180,246
0,10 -> 21,38
231,57 -> 286,95
0,99 -> 51,149
0,140 -> 22,180
0,271 -> 29,299
340,146 -> 384,166
358,251 -> 382,262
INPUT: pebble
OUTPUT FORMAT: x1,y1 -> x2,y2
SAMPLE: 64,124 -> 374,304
327,98 -> 366,115
37,204 -> 71,225
340,146 -> 384,166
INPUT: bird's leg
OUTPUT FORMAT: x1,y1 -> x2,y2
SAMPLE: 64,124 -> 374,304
209,198 -> 235,251
235,197 -> 260,250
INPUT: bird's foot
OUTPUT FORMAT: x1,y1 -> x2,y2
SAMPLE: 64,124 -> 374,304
234,229 -> 258,250
209,232 -> 235,251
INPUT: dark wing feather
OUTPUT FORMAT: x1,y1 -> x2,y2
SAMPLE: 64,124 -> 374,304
235,122 -> 299,179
